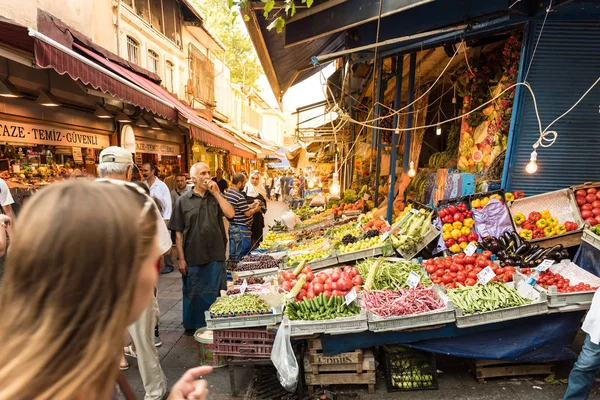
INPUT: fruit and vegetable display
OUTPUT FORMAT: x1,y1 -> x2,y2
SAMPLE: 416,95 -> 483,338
470,193 -> 503,209
293,205 -> 324,220
287,250 -> 333,266
301,209 -> 334,226
260,231 -> 295,249
513,210 -> 578,239
481,231 -> 570,268
227,278 -> 272,296
234,277 -> 264,285
422,250 -> 514,288
337,230 -> 382,254
361,286 -> 445,318
208,294 -> 272,317
438,203 -> 476,253
267,220 -> 289,232
590,224 -> 600,237
284,293 -> 361,320
574,187 -> 600,226
361,217 -> 391,233
520,269 -> 599,293
389,208 -> 435,256
357,258 -> 432,291
331,199 -> 366,217
446,282 -> 532,314
235,255 -> 282,271
280,265 -> 362,301
504,191 -> 525,202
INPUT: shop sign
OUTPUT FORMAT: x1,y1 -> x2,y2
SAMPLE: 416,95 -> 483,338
72,147 -> 83,164
135,137 -> 180,156
120,125 -> 136,153
134,153 -> 143,166
0,119 -> 110,149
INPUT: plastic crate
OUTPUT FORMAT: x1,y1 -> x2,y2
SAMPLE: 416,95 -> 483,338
519,260 -> 600,308
437,195 -> 471,210
453,284 -> 548,328
398,224 -> 440,260
285,310 -> 369,337
383,347 -> 438,392
508,188 -> 584,244
235,267 -> 280,279
367,289 -> 456,333
212,328 -> 276,359
336,246 -> 383,263
205,306 -> 283,330
582,228 -> 600,251
282,254 -> 339,271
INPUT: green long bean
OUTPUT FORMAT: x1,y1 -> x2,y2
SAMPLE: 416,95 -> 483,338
447,282 -> 532,314
356,258 -> 431,290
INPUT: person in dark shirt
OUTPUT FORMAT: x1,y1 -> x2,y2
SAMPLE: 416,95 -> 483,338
280,172 -> 288,201
211,168 -> 229,193
224,173 -> 262,262
168,162 -> 234,335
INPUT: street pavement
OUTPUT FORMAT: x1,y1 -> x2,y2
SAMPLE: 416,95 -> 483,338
121,200 -> 599,399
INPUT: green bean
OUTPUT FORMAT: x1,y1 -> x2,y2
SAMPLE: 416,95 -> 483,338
356,258 -> 431,290
209,294 -> 271,316
447,282 -> 531,315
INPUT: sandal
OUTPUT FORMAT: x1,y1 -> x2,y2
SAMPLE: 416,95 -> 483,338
123,345 -> 138,359
119,361 -> 130,371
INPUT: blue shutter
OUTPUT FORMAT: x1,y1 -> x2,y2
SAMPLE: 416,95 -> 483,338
506,21 -> 600,195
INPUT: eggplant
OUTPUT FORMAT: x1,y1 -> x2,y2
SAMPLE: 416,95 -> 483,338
528,260 -> 537,268
560,249 -> 570,260
479,240 -> 490,250
489,239 -> 502,253
497,250 -> 508,261
511,231 -> 522,248
506,240 -> 516,255
525,248 -> 545,263
499,236 -> 508,249
523,244 -> 539,258
503,231 -> 513,245
542,245 -> 563,259
514,243 -> 531,256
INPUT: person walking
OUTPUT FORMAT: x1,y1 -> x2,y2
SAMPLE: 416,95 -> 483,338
142,163 -> 173,275
273,173 -> 281,201
0,180 -> 212,400
244,171 -> 268,250
280,171 -> 288,202
212,168 -> 229,194
169,162 -> 234,336
98,147 -> 170,400
167,174 -> 189,271
225,173 -> 262,262
164,165 -> 180,193
265,173 -> 273,200
563,288 -> 600,399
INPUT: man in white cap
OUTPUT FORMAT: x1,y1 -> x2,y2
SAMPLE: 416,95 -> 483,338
98,146 -> 169,400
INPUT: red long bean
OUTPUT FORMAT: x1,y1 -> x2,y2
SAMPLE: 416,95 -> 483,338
361,286 -> 444,317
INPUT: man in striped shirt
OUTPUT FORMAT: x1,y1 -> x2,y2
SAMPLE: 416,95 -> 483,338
224,173 -> 262,262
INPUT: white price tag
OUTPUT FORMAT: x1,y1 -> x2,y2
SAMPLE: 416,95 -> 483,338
477,266 -> 496,285
240,279 -> 248,295
464,242 -> 477,257
345,288 -> 357,306
406,271 -> 421,288
380,231 -> 390,242
537,259 -> 555,271
410,208 -> 419,215
356,222 -> 362,230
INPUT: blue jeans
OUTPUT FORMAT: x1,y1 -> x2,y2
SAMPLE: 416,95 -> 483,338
228,224 -> 251,262
182,261 -> 226,330
564,334 -> 600,399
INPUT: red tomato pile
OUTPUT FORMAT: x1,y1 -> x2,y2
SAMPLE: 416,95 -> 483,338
422,250 -> 515,288
281,266 -> 363,301
575,187 -> 600,225
520,269 -> 599,293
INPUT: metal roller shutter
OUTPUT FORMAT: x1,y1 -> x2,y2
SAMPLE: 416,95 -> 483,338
506,21 -> 600,195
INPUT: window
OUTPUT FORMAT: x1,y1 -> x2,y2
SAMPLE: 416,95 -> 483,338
162,0 -> 180,44
127,0 -> 181,45
148,49 -> 159,75
123,0 -> 133,6
188,44 -> 215,107
127,36 -> 139,65
134,0 -> 150,22
165,60 -> 175,93
150,0 -> 163,32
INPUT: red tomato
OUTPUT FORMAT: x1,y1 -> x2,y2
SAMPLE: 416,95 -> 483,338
482,250 -> 492,259
464,256 -> 476,265
465,264 -> 475,272
343,266 -> 352,274
450,272 -> 458,279
351,267 -> 360,277
303,282 -> 310,291
332,290 -> 341,297
282,281 -> 292,292
435,269 -> 445,277
468,271 -> 478,280
465,278 -> 476,286
477,259 -> 488,268
324,283 -> 332,291
303,267 -> 313,274
313,283 -> 324,295
331,272 -> 341,282
432,277 -> 441,284
456,273 -> 467,283
284,272 -> 295,281
495,267 -> 504,275
474,267 -> 483,274
442,274 -> 453,284
323,290 -> 332,298
333,267 -> 343,275
331,282 -> 339,291
337,279 -> 349,291
353,275 -> 363,286
454,258 -> 465,265
306,272 -> 315,282
299,289 -> 307,298
306,291 -> 315,299
426,265 -> 436,274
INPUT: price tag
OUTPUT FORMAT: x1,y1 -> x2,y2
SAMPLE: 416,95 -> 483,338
345,288 -> 357,306
410,208 -> 419,215
240,279 -> 248,295
477,266 -> 496,285
356,221 -> 362,230
537,259 -> 555,271
464,242 -> 477,257
406,271 -> 421,288
380,231 -> 390,242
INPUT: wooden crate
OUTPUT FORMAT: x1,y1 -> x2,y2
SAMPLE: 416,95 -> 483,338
467,359 -> 554,383
304,339 -> 376,394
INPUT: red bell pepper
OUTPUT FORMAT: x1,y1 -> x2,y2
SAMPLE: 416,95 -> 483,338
528,211 -> 542,222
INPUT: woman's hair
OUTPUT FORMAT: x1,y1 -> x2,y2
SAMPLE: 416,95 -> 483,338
0,180 -> 157,400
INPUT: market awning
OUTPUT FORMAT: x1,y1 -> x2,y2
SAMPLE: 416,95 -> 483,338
71,44 -> 236,152
232,143 -> 257,160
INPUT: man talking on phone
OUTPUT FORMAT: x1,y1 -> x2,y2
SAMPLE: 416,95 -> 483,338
168,162 -> 234,336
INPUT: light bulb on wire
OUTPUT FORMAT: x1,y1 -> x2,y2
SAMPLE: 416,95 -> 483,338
308,180 -> 315,189
526,150 -> 538,174
330,181 -> 340,196
408,161 -> 416,177
436,125 -> 442,136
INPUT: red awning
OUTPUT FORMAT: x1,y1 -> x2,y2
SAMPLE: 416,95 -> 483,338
33,39 -> 178,122
73,44 -> 235,152
231,143 -> 256,160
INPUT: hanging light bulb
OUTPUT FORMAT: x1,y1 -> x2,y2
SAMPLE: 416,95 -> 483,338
408,161 -> 416,177
308,180 -> 315,189
318,181 -> 323,188
526,150 -> 538,174
330,181 -> 340,196
436,125 -> 442,136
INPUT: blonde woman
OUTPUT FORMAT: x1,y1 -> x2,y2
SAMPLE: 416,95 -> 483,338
0,180 -> 211,400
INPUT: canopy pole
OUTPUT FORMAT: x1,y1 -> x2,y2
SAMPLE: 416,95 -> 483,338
386,55 -> 404,224
373,58 -> 386,206
403,53 -> 417,174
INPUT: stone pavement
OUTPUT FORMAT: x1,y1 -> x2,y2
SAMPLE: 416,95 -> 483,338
121,200 -> 599,399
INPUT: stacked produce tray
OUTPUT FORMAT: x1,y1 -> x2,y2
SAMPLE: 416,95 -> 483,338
367,289 -> 456,333
582,228 -> 600,250
453,284 -> 548,328
205,306 -> 283,330
212,328 -> 276,359
383,346 -> 438,392
524,261 -> 600,307
398,224 -> 440,260
235,267 -> 279,279
508,189 -> 584,246
284,311 -> 369,337
337,246 -> 383,263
